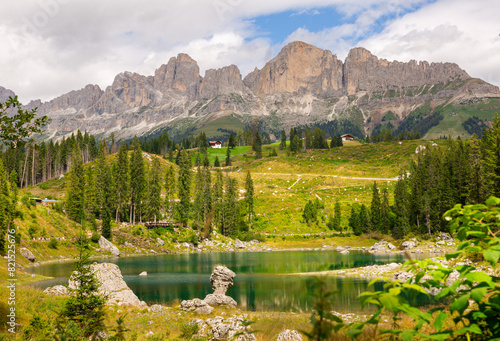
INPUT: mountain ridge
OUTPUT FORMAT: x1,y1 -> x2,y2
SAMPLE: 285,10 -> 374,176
2,41 -> 499,141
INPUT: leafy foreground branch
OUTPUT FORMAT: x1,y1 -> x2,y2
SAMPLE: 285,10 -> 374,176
307,197 -> 500,341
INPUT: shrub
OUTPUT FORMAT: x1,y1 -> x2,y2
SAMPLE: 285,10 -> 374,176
90,232 -> 100,243
180,321 -> 199,338
28,224 -> 38,238
48,237 -> 58,249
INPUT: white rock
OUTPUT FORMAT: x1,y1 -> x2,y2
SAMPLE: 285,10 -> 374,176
69,263 -> 146,308
277,329 -> 303,341
157,238 -> 165,246
234,239 -> 245,249
98,236 -> 120,257
181,298 -> 214,314
43,285 -> 68,296
19,248 -> 36,262
204,294 -> 237,308
139,271 -> 147,276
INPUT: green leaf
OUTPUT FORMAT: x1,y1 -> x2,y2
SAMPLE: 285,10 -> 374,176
401,330 -> 416,341
470,287 -> 488,303
420,332 -> 453,340
446,251 -> 462,260
433,312 -> 447,332
466,231 -> 486,238
455,323 -> 482,335
449,294 -> 470,314
486,197 -> 500,206
484,248 -> 500,265
345,328 -> 363,340
379,295 -> 401,314
435,287 -> 451,300
464,272 -> 493,286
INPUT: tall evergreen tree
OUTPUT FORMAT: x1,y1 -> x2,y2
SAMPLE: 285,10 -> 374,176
147,156 -> 162,222
370,181 -> 381,232
253,132 -> 262,159
225,147 -> 231,166
177,148 -> 192,226
83,166 -> 97,224
129,137 -> 145,225
334,200 -> 342,232
244,171 -> 254,231
193,164 -> 204,228
228,131 -> 236,149
114,143 -> 129,222
482,114 -> 500,197
96,145 -> 115,239
358,204 -> 370,234
380,188 -> 391,234
349,204 -> 361,235
213,170 -> 224,232
280,130 -> 287,150
393,172 -> 410,239
222,175 -> 239,237
202,153 -> 212,230
312,128 -> 328,149
214,156 -> 220,167
66,143 -> 85,222
164,165 -> 176,220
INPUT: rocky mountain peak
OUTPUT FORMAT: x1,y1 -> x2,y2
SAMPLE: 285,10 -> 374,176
200,64 -> 248,99
153,53 -> 201,97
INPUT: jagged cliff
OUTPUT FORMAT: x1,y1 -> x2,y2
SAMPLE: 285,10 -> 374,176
2,41 -> 499,141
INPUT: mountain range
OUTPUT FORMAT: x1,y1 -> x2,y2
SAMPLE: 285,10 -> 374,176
2,41 -> 499,142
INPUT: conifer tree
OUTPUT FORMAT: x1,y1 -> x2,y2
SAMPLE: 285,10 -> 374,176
193,164 -> 204,228
164,165 -> 176,220
66,143 -> 85,222
147,156 -> 162,222
96,146 -> 114,239
330,135 -> 338,148
222,175 -> 239,237
228,131 -> 236,149
0,160 -> 13,253
177,148 -> 192,226
482,114 -> 500,197
225,147 -> 231,166
280,130 -> 287,150
202,154 -> 212,228
334,200 -> 342,232
114,143 -> 129,222
244,171 -> 254,231
291,135 -> 301,153
380,188 -> 391,234
349,204 -> 361,235
303,200 -> 317,225
359,204 -> 370,234
214,156 -> 220,167
393,173 -> 410,239
253,132 -> 262,159
84,166 -> 97,224
213,169 -> 224,232
312,128 -> 328,149
370,181 -> 381,231
129,137 -> 145,225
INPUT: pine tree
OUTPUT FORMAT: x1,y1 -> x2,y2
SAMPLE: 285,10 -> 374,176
202,153 -> 212,230
56,231 -> 106,339
0,160 -> 13,253
193,164 -> 204,228
303,200 -> 317,225
214,156 -> 220,167
225,147 -> 231,166
222,175 -> 239,237
177,148 -> 192,226
244,171 -> 254,231
370,181 -> 381,232
393,172 -> 410,239
312,128 -> 328,149
482,114 -> 500,197
280,130 -> 287,150
330,135 -> 338,148
129,137 -> 145,225
333,200 -> 342,232
213,170 -> 224,232
304,127 -> 313,150
228,131 -> 236,149
380,188 -> 391,234
291,135 -> 301,153
147,156 -> 162,222
96,146 -> 115,239
164,165 -> 176,220
66,143 -> 85,222
349,204 -> 361,235
359,204 -> 370,234
84,166 -> 97,224
253,132 -> 262,159
114,143 -> 129,222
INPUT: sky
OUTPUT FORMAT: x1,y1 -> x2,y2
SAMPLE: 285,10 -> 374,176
1,0 -> 499,103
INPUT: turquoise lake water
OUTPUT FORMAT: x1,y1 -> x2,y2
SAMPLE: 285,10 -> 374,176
29,250 -> 417,312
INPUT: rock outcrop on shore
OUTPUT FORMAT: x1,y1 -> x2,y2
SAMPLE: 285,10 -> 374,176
98,236 -> 120,257
69,262 -> 147,307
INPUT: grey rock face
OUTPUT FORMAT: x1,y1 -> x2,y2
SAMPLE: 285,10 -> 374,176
401,240 -> 417,249
206,316 -> 256,341
277,329 -> 303,341
156,238 -> 165,246
69,262 -> 147,307
98,236 -> 120,257
234,239 -> 245,249
19,248 -> 36,262
43,285 -> 68,296
200,65 -> 249,99
181,298 -> 214,315
204,294 -> 237,308
210,266 -> 236,295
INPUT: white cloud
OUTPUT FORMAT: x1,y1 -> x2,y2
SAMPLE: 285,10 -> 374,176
1,0 -> 498,104
360,0 -> 500,86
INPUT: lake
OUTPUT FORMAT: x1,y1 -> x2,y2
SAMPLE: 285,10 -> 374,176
29,250 -> 418,312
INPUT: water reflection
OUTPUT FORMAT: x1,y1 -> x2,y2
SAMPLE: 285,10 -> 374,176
29,250 -> 417,312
